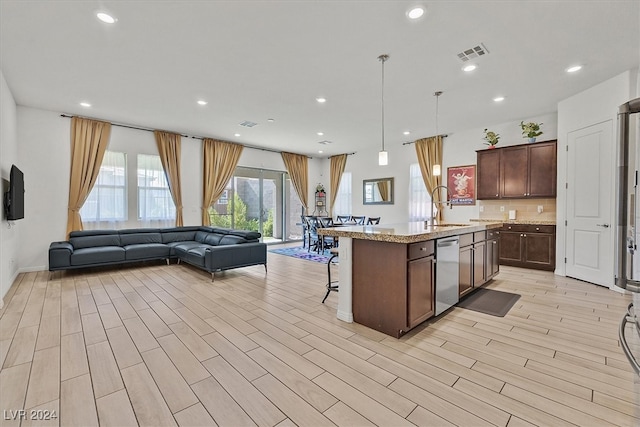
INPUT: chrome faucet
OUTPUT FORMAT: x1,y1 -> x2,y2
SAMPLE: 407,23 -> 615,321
426,185 -> 453,226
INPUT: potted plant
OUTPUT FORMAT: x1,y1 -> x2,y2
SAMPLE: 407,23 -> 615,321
483,128 -> 500,149
315,183 -> 325,195
520,121 -> 543,143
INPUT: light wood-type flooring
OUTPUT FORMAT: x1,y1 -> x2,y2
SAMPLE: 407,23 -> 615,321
1,246 -> 639,426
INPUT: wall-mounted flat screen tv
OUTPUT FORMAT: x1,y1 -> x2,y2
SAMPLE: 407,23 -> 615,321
4,165 -> 24,221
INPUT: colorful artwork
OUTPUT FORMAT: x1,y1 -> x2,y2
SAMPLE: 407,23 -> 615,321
447,165 -> 476,205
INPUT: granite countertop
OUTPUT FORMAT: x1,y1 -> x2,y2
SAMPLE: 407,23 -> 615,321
470,218 -> 557,225
318,221 -> 503,244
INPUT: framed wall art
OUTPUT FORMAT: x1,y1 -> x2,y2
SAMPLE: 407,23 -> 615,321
447,165 -> 476,205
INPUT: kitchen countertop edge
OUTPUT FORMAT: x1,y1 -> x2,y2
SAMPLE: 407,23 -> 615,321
470,218 -> 557,225
318,221 -> 503,244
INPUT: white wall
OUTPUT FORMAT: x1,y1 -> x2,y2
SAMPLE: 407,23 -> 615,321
0,69 -> 20,304
16,107 -> 323,271
556,70 -> 636,278
324,112 -> 558,225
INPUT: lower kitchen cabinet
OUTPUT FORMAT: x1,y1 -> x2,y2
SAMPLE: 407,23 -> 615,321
459,231 -> 499,297
407,255 -> 435,328
352,239 -> 434,338
498,224 -> 556,270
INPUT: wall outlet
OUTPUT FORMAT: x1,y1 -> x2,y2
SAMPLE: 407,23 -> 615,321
537,205 -> 544,214
500,206 -> 505,212
479,205 -> 484,212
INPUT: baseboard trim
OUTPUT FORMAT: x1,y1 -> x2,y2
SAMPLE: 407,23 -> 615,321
337,310 -> 353,323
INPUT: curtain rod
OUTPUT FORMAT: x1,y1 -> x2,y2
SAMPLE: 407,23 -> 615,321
402,134 -> 448,146
60,114 -> 312,158
328,152 -> 356,159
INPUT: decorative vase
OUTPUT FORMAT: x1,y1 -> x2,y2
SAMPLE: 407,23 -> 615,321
488,145 -> 496,149
528,137 -> 536,143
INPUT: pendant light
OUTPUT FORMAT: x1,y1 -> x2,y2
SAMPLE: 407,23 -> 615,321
378,54 -> 389,166
432,91 -> 443,175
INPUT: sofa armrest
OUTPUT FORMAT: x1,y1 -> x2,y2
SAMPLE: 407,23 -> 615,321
205,242 -> 267,271
49,241 -> 73,271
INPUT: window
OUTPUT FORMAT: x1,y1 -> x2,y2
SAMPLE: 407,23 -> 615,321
332,172 -> 352,216
81,151 -> 127,222
137,154 -> 176,221
409,164 -> 431,221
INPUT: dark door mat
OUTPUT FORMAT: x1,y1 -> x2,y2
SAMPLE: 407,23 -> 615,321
457,288 -> 521,317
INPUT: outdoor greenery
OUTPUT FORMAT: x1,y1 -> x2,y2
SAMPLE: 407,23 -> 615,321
209,193 -> 273,237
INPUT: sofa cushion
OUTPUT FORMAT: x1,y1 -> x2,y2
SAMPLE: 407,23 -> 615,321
124,244 -> 170,261
70,246 -> 125,266
219,235 -> 248,245
202,233 -> 224,246
182,247 -> 209,267
70,234 -> 121,250
120,232 -> 162,246
227,229 -> 261,241
171,241 -> 206,256
161,227 -> 199,243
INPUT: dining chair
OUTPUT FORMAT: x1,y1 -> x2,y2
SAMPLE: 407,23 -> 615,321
336,215 -> 351,223
305,216 -> 322,253
317,217 -> 337,251
351,215 -> 366,225
319,217 -> 334,227
300,215 -> 309,247
367,217 -> 381,225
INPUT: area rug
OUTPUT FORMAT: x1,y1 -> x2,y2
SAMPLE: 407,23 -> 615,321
269,246 -> 336,264
457,288 -> 521,317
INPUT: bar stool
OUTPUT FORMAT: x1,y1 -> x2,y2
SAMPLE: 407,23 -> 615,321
323,247 -> 339,303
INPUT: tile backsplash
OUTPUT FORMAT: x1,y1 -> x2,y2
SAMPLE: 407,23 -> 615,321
478,198 -> 556,222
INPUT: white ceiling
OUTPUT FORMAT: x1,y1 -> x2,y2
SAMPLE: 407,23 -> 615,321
1,1 -> 638,157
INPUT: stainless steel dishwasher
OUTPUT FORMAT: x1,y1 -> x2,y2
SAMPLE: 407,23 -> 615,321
435,236 -> 460,316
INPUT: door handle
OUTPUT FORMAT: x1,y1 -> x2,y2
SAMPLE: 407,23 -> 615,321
596,224 -> 610,228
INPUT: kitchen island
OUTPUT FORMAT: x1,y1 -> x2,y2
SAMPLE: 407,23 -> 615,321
318,221 -> 503,337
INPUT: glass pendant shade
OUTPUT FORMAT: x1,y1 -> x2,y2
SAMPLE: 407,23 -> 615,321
433,164 -> 441,176
378,150 -> 388,166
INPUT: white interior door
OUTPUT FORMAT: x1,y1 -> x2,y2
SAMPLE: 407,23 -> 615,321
566,121 -> 613,287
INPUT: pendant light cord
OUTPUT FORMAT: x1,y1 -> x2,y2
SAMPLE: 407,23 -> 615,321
434,90 -> 442,137
379,54 -> 389,152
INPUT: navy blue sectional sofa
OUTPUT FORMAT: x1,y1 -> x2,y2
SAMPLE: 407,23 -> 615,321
48,226 -> 267,280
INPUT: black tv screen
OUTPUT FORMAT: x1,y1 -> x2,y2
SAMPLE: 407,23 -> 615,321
4,165 -> 24,220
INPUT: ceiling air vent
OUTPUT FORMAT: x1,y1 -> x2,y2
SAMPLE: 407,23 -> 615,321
317,140 -> 333,145
239,121 -> 258,127
457,43 -> 489,62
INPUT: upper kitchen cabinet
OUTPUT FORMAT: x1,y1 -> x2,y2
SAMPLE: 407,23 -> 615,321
477,140 -> 557,200
476,149 -> 501,199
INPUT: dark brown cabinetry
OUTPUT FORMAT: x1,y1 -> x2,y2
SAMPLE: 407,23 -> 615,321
459,230 -> 499,297
353,239 -> 434,338
477,149 -> 501,199
407,254 -> 435,328
498,224 -> 556,271
477,140 -> 557,200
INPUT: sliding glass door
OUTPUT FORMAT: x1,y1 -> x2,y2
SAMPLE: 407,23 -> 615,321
209,167 -> 303,243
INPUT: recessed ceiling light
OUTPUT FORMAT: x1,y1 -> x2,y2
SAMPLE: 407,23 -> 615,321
267,118 -> 275,123
197,100 -> 207,106
234,133 -> 241,137
462,64 -> 477,72
403,131 -> 411,135
316,97 -> 326,103
318,150 -> 324,154
96,12 -> 116,24
407,6 -> 425,19
317,132 -> 324,136
80,102 -> 91,107
566,65 -> 582,73
493,96 -> 505,102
